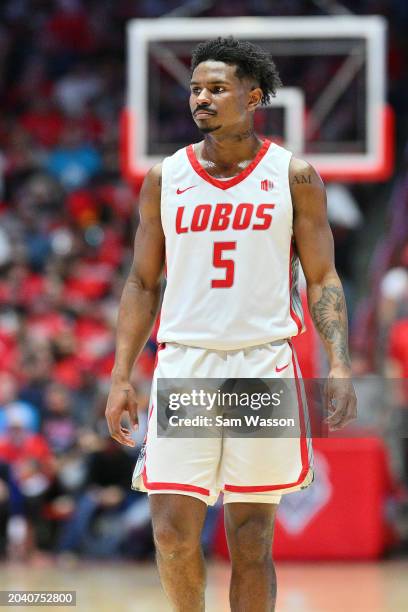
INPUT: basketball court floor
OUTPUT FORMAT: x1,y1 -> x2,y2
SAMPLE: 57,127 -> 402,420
1,560 -> 407,611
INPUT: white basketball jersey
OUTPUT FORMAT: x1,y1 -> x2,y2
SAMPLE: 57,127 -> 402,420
157,138 -> 305,350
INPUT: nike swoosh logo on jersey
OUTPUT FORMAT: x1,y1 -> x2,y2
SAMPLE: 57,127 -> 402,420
176,185 -> 197,194
275,363 -> 290,373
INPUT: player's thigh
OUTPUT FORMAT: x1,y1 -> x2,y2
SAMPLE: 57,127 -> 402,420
224,502 -> 278,562
150,493 -> 208,551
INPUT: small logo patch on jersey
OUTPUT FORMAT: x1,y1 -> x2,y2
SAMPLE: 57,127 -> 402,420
276,363 -> 290,373
261,179 -> 274,191
176,185 -> 197,194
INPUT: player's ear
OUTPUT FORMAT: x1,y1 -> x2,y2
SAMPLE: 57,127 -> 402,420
248,86 -> 263,112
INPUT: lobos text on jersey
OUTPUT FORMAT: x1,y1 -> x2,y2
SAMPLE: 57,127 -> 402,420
157,139 -> 305,350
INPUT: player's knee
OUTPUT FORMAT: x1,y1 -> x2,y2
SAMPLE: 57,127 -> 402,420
229,519 -> 273,566
153,522 -> 198,560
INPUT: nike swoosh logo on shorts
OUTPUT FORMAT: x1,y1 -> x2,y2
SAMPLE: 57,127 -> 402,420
276,363 -> 290,373
176,185 -> 197,194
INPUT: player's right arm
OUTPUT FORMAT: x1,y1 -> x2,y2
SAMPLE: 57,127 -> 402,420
105,163 -> 165,447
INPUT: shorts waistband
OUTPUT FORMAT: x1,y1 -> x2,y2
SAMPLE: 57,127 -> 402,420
164,339 -> 290,352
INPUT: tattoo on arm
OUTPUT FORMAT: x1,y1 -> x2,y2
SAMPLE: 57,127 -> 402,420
291,174 -> 311,185
311,285 -> 351,367
157,175 -> 162,187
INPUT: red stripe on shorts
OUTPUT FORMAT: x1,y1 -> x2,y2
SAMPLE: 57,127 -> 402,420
141,467 -> 210,496
142,342 -> 210,497
224,341 -> 309,493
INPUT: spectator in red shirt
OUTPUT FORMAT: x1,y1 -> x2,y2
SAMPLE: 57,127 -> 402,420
20,99 -> 65,149
388,318 -> 408,381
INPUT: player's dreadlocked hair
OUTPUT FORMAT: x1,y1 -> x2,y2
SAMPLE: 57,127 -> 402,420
191,37 -> 282,105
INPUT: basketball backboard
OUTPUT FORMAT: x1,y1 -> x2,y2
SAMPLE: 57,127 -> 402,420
122,16 -> 394,187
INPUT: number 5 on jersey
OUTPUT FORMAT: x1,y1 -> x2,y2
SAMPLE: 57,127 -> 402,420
212,242 -> 236,288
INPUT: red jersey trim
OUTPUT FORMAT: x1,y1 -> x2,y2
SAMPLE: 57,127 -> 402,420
186,139 -> 271,190
224,342 -> 309,493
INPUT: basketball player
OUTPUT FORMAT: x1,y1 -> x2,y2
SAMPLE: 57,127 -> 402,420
106,38 -> 357,611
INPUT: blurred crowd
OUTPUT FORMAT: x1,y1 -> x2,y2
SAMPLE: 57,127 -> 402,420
0,0 -> 407,562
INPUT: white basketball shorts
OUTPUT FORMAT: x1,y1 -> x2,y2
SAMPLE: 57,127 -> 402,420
132,340 -> 313,505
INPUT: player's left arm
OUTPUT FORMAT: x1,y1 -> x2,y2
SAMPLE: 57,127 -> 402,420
290,157 -> 357,430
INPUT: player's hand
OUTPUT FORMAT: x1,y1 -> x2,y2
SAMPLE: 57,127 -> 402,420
324,368 -> 357,431
105,380 -> 139,447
